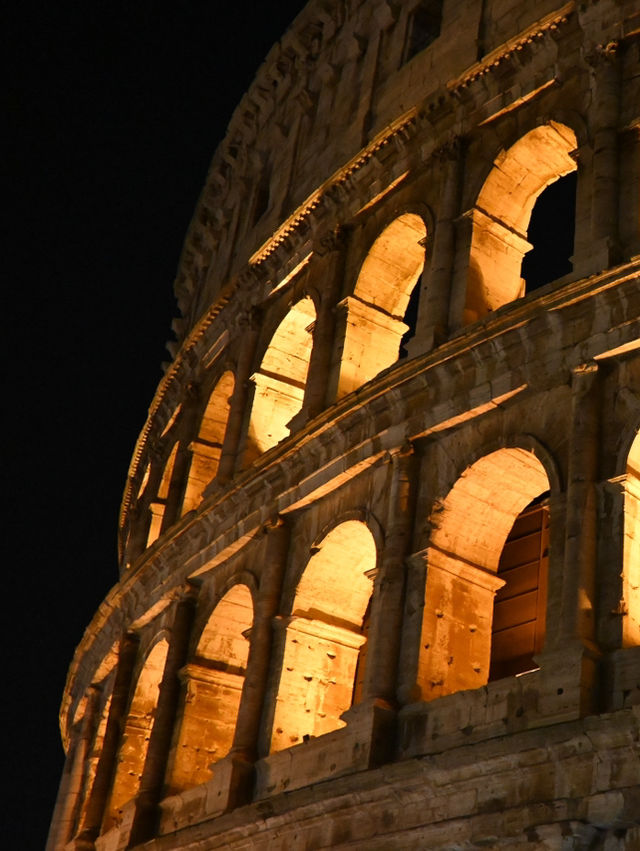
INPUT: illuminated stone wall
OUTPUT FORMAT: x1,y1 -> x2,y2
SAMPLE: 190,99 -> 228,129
49,1 -> 640,848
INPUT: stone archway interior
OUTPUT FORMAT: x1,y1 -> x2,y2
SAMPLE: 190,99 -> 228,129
167,584 -> 253,793
147,444 -> 178,547
417,448 -> 550,701
244,296 -> 316,464
182,370 -> 235,514
465,122 -> 577,323
270,520 -> 376,753
337,213 -> 426,397
104,639 -> 169,829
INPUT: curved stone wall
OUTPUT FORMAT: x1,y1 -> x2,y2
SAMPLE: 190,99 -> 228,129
50,1 -> 640,848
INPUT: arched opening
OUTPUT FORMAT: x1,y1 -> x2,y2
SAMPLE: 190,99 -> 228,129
521,172 -> 577,292
182,371 -> 235,514
417,448 -> 550,701
465,122 -> 577,324
244,296 -> 316,465
167,585 -> 253,793
337,214 -> 426,397
270,521 -> 376,753
104,640 -> 169,830
146,444 -> 178,547
623,432 -> 640,646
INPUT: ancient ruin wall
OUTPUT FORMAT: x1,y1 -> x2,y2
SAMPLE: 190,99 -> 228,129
50,1 -> 640,848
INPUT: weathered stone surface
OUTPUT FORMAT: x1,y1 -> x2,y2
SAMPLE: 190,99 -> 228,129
49,0 -> 640,848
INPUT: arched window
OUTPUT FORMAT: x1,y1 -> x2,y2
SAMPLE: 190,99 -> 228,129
167,585 -> 253,793
104,640 -> 169,830
337,214 -> 426,397
146,445 -> 178,547
417,449 -> 550,700
270,521 -> 376,753
465,122 -> 577,324
244,296 -> 316,464
623,432 -> 640,646
182,371 -> 235,514
521,172 -> 577,292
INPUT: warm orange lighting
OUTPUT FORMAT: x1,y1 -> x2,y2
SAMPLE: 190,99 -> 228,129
270,521 -> 376,753
167,585 -> 253,793
465,122 -> 577,323
244,296 -> 316,464
337,213 -> 426,397
623,432 -> 640,646
182,371 -> 234,514
146,445 -> 178,547
418,449 -> 550,700
104,640 -> 169,829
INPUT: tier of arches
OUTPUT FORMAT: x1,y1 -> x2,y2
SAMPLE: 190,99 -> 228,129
64,424 -> 640,846
120,117 -> 621,569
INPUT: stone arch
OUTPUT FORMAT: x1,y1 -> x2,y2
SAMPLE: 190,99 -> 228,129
464,121 -> 578,323
309,508 -> 385,562
337,213 -> 427,397
167,584 -> 253,793
623,430 -> 640,646
244,296 -> 316,464
182,370 -> 235,514
104,638 -> 169,829
416,447 -> 551,701
146,444 -> 178,547
270,520 -> 377,753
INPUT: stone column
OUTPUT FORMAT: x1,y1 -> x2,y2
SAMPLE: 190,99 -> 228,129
596,475 -> 627,651
301,228 -> 349,418
128,587 -> 198,847
559,363 -> 601,647
46,686 -> 100,851
587,44 -> 621,269
218,310 -> 260,481
72,634 -> 139,849
231,517 -> 290,761
447,210 -> 475,333
363,443 -> 417,706
415,139 -> 463,351
535,363 -> 602,718
164,384 -> 202,521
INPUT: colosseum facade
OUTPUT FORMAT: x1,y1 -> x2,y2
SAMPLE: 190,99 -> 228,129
49,0 -> 640,848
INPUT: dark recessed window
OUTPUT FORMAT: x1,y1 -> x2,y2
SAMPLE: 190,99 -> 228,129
521,171 -> 577,293
403,1 -> 443,64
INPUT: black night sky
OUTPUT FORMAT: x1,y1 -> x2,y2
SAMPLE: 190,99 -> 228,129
7,3 -> 307,847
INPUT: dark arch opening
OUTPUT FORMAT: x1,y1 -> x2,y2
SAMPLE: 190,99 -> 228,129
521,172 -> 577,293
399,280 -> 421,359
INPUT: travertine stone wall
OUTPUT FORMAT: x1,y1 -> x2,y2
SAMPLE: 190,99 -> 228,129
50,1 -> 640,849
